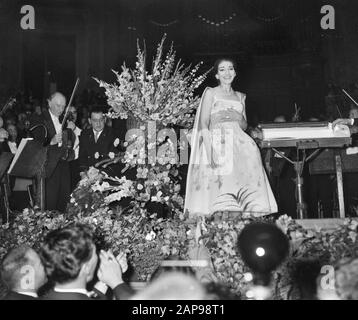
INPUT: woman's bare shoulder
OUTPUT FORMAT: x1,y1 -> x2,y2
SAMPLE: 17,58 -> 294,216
235,91 -> 246,98
203,87 -> 215,98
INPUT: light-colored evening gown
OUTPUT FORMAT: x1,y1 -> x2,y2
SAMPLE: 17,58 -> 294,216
184,91 -> 277,217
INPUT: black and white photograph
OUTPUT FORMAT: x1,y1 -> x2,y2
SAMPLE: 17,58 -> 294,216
0,0 -> 358,304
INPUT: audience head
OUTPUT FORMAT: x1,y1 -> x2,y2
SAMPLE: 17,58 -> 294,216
48,92 -> 66,117
349,105 -> 358,119
334,257 -> 358,300
89,106 -> 106,132
132,272 -> 206,300
0,128 -> 8,142
39,224 -> 98,285
34,105 -> 42,116
6,124 -> 18,142
5,116 -> 17,127
68,106 -> 78,123
1,245 -> 47,293
292,259 -> 322,300
273,115 -> 286,123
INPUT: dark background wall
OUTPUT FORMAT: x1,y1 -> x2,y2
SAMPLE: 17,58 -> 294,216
1,0 -> 358,122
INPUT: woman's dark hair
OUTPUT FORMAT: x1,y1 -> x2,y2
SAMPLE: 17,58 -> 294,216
213,58 -> 237,74
39,224 -> 95,284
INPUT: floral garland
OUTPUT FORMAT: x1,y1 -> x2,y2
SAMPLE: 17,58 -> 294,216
1,208 -> 358,299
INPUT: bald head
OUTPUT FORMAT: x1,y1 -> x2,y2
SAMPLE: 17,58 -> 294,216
48,92 -> 66,117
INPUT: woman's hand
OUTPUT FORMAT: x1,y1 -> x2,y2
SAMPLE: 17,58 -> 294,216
238,117 -> 248,131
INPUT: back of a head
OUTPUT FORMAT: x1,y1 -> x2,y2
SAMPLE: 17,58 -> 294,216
39,224 -> 94,284
273,115 -> 286,123
334,257 -> 358,300
131,272 -> 206,300
1,245 -> 34,291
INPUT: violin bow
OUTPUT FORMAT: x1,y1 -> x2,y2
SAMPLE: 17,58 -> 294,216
61,77 -> 80,130
58,77 -> 79,147
0,96 -> 16,116
342,89 -> 358,107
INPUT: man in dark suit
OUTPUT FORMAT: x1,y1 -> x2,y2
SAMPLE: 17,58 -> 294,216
40,224 -> 133,300
30,92 -> 71,212
0,245 -> 47,300
79,106 -> 121,175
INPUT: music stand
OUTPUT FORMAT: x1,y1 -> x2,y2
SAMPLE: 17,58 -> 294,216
0,152 -> 14,223
7,138 -> 47,211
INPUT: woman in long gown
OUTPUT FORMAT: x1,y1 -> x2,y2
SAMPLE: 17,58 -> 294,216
184,58 -> 277,217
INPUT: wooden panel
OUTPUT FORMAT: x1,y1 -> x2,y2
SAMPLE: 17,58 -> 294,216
309,149 -> 358,175
296,218 -> 357,231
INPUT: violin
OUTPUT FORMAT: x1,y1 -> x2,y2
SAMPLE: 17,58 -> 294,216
0,96 -> 16,116
59,78 -> 80,161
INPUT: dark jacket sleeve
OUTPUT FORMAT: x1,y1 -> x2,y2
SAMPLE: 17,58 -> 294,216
29,114 -> 50,146
79,132 -> 88,171
112,283 -> 135,300
354,118 -> 358,126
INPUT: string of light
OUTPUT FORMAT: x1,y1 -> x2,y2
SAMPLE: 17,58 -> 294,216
149,20 -> 179,27
197,12 -> 237,27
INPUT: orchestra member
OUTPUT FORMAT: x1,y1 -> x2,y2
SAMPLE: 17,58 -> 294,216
79,106 -> 119,174
30,92 -> 71,212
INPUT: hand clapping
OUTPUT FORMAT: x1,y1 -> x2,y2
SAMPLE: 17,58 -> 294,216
97,250 -> 125,289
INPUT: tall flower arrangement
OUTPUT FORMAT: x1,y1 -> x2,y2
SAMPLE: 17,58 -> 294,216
94,35 -> 211,127
89,36 -> 211,217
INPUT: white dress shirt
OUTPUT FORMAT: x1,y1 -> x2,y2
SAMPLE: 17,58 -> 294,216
49,110 -> 62,134
93,129 -> 103,143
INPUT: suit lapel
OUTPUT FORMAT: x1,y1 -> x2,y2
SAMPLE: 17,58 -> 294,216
43,109 -> 57,138
97,127 -> 107,144
89,130 -> 95,144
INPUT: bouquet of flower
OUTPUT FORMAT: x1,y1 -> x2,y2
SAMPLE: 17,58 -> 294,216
94,34 -> 211,128
88,36 -> 210,217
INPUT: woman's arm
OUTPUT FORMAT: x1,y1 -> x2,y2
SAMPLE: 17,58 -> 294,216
199,88 -> 215,167
238,92 -> 248,131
